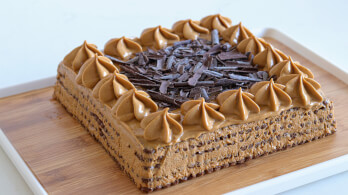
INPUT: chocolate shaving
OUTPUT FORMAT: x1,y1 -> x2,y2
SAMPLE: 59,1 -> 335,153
107,33 -> 268,109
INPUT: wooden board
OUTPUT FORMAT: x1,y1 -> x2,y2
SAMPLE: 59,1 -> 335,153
0,38 -> 348,195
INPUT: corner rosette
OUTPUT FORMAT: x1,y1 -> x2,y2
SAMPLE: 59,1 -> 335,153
141,108 -> 183,144
276,74 -> 323,106
217,88 -> 260,120
63,40 -> 103,72
181,98 -> 225,131
112,89 -> 158,121
250,78 -> 292,111
76,53 -> 118,89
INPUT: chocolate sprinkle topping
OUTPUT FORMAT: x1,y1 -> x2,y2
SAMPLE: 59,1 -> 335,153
106,34 -> 269,109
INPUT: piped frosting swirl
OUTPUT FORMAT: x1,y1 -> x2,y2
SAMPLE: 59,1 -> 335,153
112,89 -> 158,121
181,98 -> 225,131
237,36 -> 267,56
141,108 -> 183,144
250,78 -> 292,111
92,72 -> 135,107
140,26 -> 180,50
76,54 -> 118,89
172,19 -> 210,40
221,22 -> 253,46
200,14 -> 232,33
63,41 -> 103,72
104,37 -> 142,61
269,56 -> 314,79
276,74 -> 323,106
253,44 -> 288,71
217,88 -> 260,120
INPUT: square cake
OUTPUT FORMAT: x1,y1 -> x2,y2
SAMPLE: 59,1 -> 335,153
53,14 -> 336,192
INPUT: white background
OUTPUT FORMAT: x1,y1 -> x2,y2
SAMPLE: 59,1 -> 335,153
0,0 -> 348,194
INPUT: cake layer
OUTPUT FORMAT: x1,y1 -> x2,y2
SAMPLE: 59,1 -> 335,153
54,63 -> 336,192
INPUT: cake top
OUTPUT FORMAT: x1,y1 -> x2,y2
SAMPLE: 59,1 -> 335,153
61,14 -> 325,146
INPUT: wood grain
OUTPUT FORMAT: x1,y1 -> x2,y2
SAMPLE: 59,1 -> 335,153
0,38 -> 348,195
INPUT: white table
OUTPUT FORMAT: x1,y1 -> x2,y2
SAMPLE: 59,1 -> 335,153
1,0 -> 348,194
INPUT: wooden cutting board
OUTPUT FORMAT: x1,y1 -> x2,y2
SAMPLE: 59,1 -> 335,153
0,38 -> 348,195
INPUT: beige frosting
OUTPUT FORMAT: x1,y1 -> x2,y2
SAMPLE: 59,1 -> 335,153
141,108 -> 183,144
92,72 -> 135,107
237,36 -> 267,56
200,14 -> 232,33
76,54 -> 118,89
217,88 -> 260,120
112,89 -> 158,121
276,74 -> 323,106
172,19 -> 210,40
250,78 -> 292,111
269,56 -> 314,79
253,44 -> 288,71
181,98 -> 225,131
221,22 -> 253,46
104,37 -> 142,61
140,26 -> 180,50
63,41 -> 103,72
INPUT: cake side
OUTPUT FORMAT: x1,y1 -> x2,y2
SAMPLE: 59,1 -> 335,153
55,62 -> 336,192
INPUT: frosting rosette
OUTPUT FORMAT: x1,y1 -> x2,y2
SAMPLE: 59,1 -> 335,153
172,19 -> 210,40
250,78 -> 292,111
253,43 -> 288,71
63,40 -> 103,72
237,36 -> 267,56
112,89 -> 158,121
217,88 -> 260,120
276,74 -> 323,106
141,108 -> 183,144
76,54 -> 118,89
140,26 -> 180,50
92,72 -> 135,107
269,56 -> 314,79
200,14 -> 232,33
181,98 -> 225,131
104,37 -> 142,61
221,22 -> 253,46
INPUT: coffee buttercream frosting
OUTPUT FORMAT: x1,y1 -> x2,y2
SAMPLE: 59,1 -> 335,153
276,74 -> 323,106
217,88 -> 260,120
200,14 -> 232,33
92,72 -> 135,107
253,44 -> 288,71
76,54 -> 118,89
104,37 -> 142,61
112,89 -> 158,121
141,108 -> 183,144
140,26 -> 180,50
181,98 -> 225,131
250,78 -> 292,111
237,36 -> 267,56
63,40 -> 103,72
221,22 -> 253,46
269,56 -> 314,79
172,19 -> 210,40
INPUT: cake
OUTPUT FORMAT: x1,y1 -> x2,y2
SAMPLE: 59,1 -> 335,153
54,14 -> 336,192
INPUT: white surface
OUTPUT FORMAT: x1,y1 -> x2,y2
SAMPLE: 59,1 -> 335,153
1,0 -> 348,194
